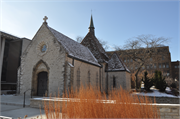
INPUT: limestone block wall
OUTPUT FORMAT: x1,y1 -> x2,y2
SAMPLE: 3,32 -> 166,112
19,24 -> 66,96
108,71 -> 131,92
125,72 -> 131,91
67,57 -> 100,90
157,104 -> 180,119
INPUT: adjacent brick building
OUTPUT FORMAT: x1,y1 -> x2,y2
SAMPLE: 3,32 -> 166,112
107,46 -> 172,77
171,61 -> 179,80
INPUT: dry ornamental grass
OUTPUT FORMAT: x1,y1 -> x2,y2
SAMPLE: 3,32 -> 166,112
44,85 -> 159,118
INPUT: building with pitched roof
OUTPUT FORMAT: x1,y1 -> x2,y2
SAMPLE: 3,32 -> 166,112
18,16 -> 131,96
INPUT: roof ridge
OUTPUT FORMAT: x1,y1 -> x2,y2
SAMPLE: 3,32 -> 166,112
81,32 -> 109,62
107,52 -> 130,72
115,53 -> 130,72
47,26 -> 100,67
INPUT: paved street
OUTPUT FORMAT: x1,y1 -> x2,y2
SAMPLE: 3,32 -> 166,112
0,95 -> 46,119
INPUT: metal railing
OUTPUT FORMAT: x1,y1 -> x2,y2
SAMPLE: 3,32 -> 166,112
23,89 -> 34,107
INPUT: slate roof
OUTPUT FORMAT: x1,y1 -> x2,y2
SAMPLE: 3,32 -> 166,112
81,32 -> 109,63
107,53 -> 130,72
47,26 -> 101,67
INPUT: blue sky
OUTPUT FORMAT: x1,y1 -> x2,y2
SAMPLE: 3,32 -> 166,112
0,0 -> 179,61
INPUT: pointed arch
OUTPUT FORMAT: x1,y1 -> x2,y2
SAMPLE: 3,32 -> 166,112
33,60 -> 50,72
32,60 -> 50,96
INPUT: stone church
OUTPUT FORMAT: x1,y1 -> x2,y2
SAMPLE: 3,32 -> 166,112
18,16 -> 131,96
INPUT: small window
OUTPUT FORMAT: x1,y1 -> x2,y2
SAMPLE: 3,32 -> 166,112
175,66 -> 177,68
162,56 -> 164,60
150,58 -> 152,61
163,64 -> 165,68
77,68 -> 80,91
159,64 -> 161,68
166,64 -> 169,68
88,71 -> 90,88
124,59 -> 126,62
41,44 -> 47,52
130,59 -> 133,62
96,72 -> 98,88
113,76 -> 116,88
149,64 -> 153,69
154,64 -> 156,69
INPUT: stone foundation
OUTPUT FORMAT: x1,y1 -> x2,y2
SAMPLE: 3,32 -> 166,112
158,104 -> 180,119
137,95 -> 179,104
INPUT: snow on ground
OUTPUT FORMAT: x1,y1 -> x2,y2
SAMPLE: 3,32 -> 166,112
133,86 -> 180,98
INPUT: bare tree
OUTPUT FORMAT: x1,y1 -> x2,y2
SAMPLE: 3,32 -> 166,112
98,39 -> 109,51
76,36 -> 109,51
76,36 -> 83,43
114,34 -> 169,90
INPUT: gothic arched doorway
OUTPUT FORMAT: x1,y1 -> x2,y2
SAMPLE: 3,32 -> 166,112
37,71 -> 48,96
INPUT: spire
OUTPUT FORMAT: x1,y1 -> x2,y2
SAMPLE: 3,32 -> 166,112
89,15 -> 95,36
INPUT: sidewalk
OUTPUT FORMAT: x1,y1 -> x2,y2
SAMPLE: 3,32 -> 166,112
0,95 -> 46,119
1,104 -> 46,119
1,95 -> 31,106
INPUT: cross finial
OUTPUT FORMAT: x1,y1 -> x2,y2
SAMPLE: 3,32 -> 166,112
43,16 -> 48,23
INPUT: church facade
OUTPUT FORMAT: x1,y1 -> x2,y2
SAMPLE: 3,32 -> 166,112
18,16 -> 131,96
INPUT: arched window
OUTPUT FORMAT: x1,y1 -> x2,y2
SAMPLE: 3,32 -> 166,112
113,76 -> 116,88
77,68 -> 80,91
88,70 -> 90,88
96,72 -> 98,88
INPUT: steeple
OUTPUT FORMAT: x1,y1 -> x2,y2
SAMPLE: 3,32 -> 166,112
89,15 -> 95,36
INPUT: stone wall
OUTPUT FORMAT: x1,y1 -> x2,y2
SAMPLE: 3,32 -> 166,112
158,104 -> 180,119
67,57 -> 100,90
152,96 -> 179,104
107,71 -> 131,92
19,23 -> 66,96
138,95 -> 179,104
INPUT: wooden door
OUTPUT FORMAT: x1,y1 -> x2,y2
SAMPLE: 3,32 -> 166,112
37,72 -> 48,96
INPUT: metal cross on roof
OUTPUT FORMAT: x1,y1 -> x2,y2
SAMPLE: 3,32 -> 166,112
43,16 -> 48,22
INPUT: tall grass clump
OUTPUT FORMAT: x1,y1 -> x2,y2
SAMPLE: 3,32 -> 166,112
44,85 -> 159,118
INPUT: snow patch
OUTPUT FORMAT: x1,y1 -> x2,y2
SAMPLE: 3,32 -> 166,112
133,88 -> 180,98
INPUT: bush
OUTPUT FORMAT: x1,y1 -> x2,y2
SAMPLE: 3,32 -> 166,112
142,71 -> 154,92
153,71 -> 167,92
44,85 -> 159,118
165,77 -> 174,87
171,82 -> 177,89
